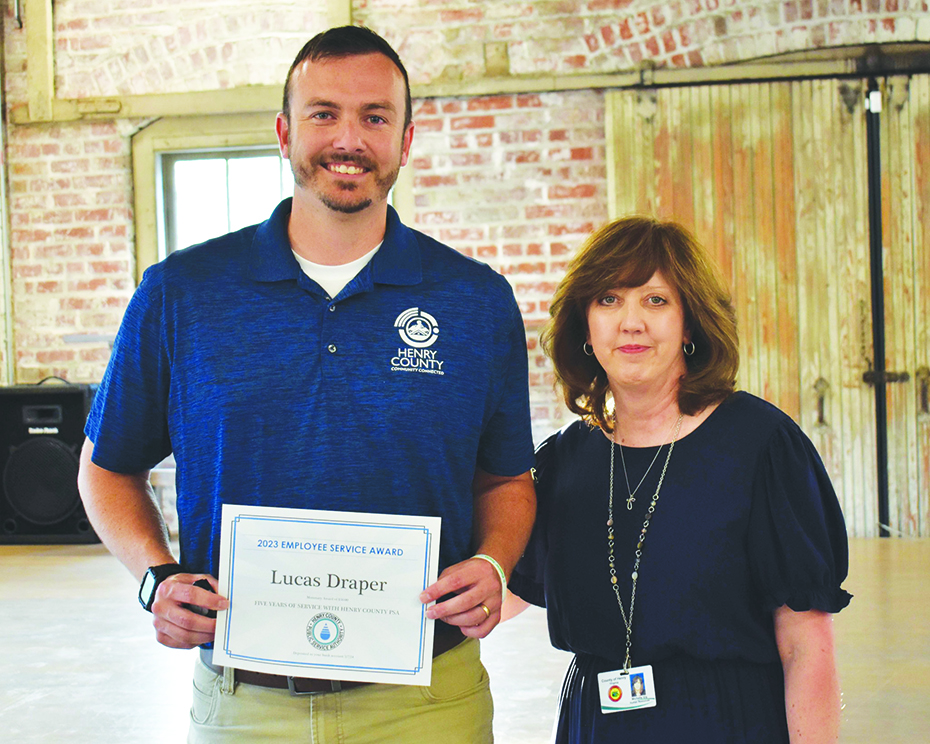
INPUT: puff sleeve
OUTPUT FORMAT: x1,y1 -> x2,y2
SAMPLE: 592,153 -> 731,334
748,420 -> 852,614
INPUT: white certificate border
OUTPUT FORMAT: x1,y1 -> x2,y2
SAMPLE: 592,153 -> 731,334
220,513 -> 437,677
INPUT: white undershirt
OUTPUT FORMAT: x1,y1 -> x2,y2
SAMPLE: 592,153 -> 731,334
292,243 -> 382,299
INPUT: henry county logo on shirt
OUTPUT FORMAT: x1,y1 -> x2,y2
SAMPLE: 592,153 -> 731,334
390,307 -> 445,376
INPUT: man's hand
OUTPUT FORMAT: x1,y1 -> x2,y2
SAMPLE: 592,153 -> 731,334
150,573 -> 229,649
419,557 -> 503,639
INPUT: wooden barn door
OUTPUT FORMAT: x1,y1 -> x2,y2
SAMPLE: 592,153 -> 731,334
880,75 -> 930,536
606,80 -> 879,535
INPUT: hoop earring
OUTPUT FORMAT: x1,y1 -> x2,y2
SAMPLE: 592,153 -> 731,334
583,342 -> 595,357
683,341 -> 696,356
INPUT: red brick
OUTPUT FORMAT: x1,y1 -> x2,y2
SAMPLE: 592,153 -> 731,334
13,265 -> 42,278
468,96 -> 515,111
415,175 -> 458,188
440,8 -> 485,23
525,204 -> 574,219
451,116 -> 496,130
517,95 -> 543,108
35,244 -> 73,259
587,0 -> 636,10
549,184 -> 598,199
50,159 -> 90,174
416,211 -> 459,225
90,261 -> 128,274
74,243 -> 103,257
13,229 -> 52,243
413,118 -> 443,133
439,228 -> 485,242
662,30 -> 677,53
549,221 -> 597,236
80,348 -> 112,362
36,350 -> 76,363
76,209 -> 112,222
54,193 -> 88,208
507,151 -> 541,164
450,152 -> 489,167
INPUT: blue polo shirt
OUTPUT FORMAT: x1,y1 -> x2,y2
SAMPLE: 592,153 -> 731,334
86,200 -> 534,576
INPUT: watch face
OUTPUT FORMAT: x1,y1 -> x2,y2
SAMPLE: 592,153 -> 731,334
139,569 -> 159,609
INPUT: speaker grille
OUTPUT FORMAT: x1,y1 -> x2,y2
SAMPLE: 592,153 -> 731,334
3,438 -> 80,525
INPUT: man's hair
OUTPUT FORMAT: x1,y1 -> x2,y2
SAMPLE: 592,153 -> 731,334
282,25 -> 412,130
542,216 -> 739,431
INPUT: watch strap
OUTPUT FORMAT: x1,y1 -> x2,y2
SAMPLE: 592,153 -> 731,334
139,563 -> 185,612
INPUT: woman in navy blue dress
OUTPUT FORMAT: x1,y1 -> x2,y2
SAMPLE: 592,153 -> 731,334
506,217 -> 851,743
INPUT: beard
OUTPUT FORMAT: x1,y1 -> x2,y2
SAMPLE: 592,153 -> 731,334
291,154 -> 400,215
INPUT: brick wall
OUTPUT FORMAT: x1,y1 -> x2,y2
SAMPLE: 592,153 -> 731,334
358,0 -> 930,83
53,0 -> 327,98
409,91 -> 608,440
6,120 -> 136,383
4,0 -> 929,437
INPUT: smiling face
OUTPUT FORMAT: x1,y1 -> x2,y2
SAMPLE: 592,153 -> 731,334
585,270 -> 690,395
275,52 -> 413,216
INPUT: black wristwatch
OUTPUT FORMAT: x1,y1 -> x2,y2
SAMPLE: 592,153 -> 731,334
139,563 -> 184,612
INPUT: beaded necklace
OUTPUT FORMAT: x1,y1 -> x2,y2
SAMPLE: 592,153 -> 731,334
607,412 -> 683,672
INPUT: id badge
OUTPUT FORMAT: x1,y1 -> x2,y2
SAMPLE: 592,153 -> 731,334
597,665 -> 657,713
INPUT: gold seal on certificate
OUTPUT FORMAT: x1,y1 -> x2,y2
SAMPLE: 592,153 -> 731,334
211,504 -> 441,686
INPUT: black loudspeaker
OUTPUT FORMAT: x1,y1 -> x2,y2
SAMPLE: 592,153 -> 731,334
0,384 -> 99,544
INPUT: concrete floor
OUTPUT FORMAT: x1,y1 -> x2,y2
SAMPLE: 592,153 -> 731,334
1,538 -> 927,742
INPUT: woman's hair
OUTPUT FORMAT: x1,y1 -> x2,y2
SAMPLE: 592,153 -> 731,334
542,216 -> 739,431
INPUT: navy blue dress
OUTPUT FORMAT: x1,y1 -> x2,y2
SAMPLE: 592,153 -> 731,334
509,392 -> 851,743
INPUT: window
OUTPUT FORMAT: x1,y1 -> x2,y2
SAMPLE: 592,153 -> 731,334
158,148 -> 293,257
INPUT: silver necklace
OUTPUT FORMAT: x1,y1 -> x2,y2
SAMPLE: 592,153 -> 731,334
615,413 -> 683,510
608,412 -> 683,672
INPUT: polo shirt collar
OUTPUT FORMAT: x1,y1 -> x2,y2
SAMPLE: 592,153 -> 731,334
249,198 -> 422,287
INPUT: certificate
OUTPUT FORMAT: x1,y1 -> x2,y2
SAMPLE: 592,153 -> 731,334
212,503 -> 441,686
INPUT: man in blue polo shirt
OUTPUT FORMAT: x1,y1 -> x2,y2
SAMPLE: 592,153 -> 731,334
78,26 -> 535,743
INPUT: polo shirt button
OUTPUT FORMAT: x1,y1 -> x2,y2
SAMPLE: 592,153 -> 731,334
328,305 -> 336,312
327,344 -> 337,354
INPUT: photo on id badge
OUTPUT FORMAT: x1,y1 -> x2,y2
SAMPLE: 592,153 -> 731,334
597,665 -> 657,713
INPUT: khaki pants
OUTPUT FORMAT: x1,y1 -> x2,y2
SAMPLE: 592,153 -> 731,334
188,637 -> 493,743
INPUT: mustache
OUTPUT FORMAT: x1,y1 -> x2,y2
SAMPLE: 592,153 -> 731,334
323,154 -> 376,170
